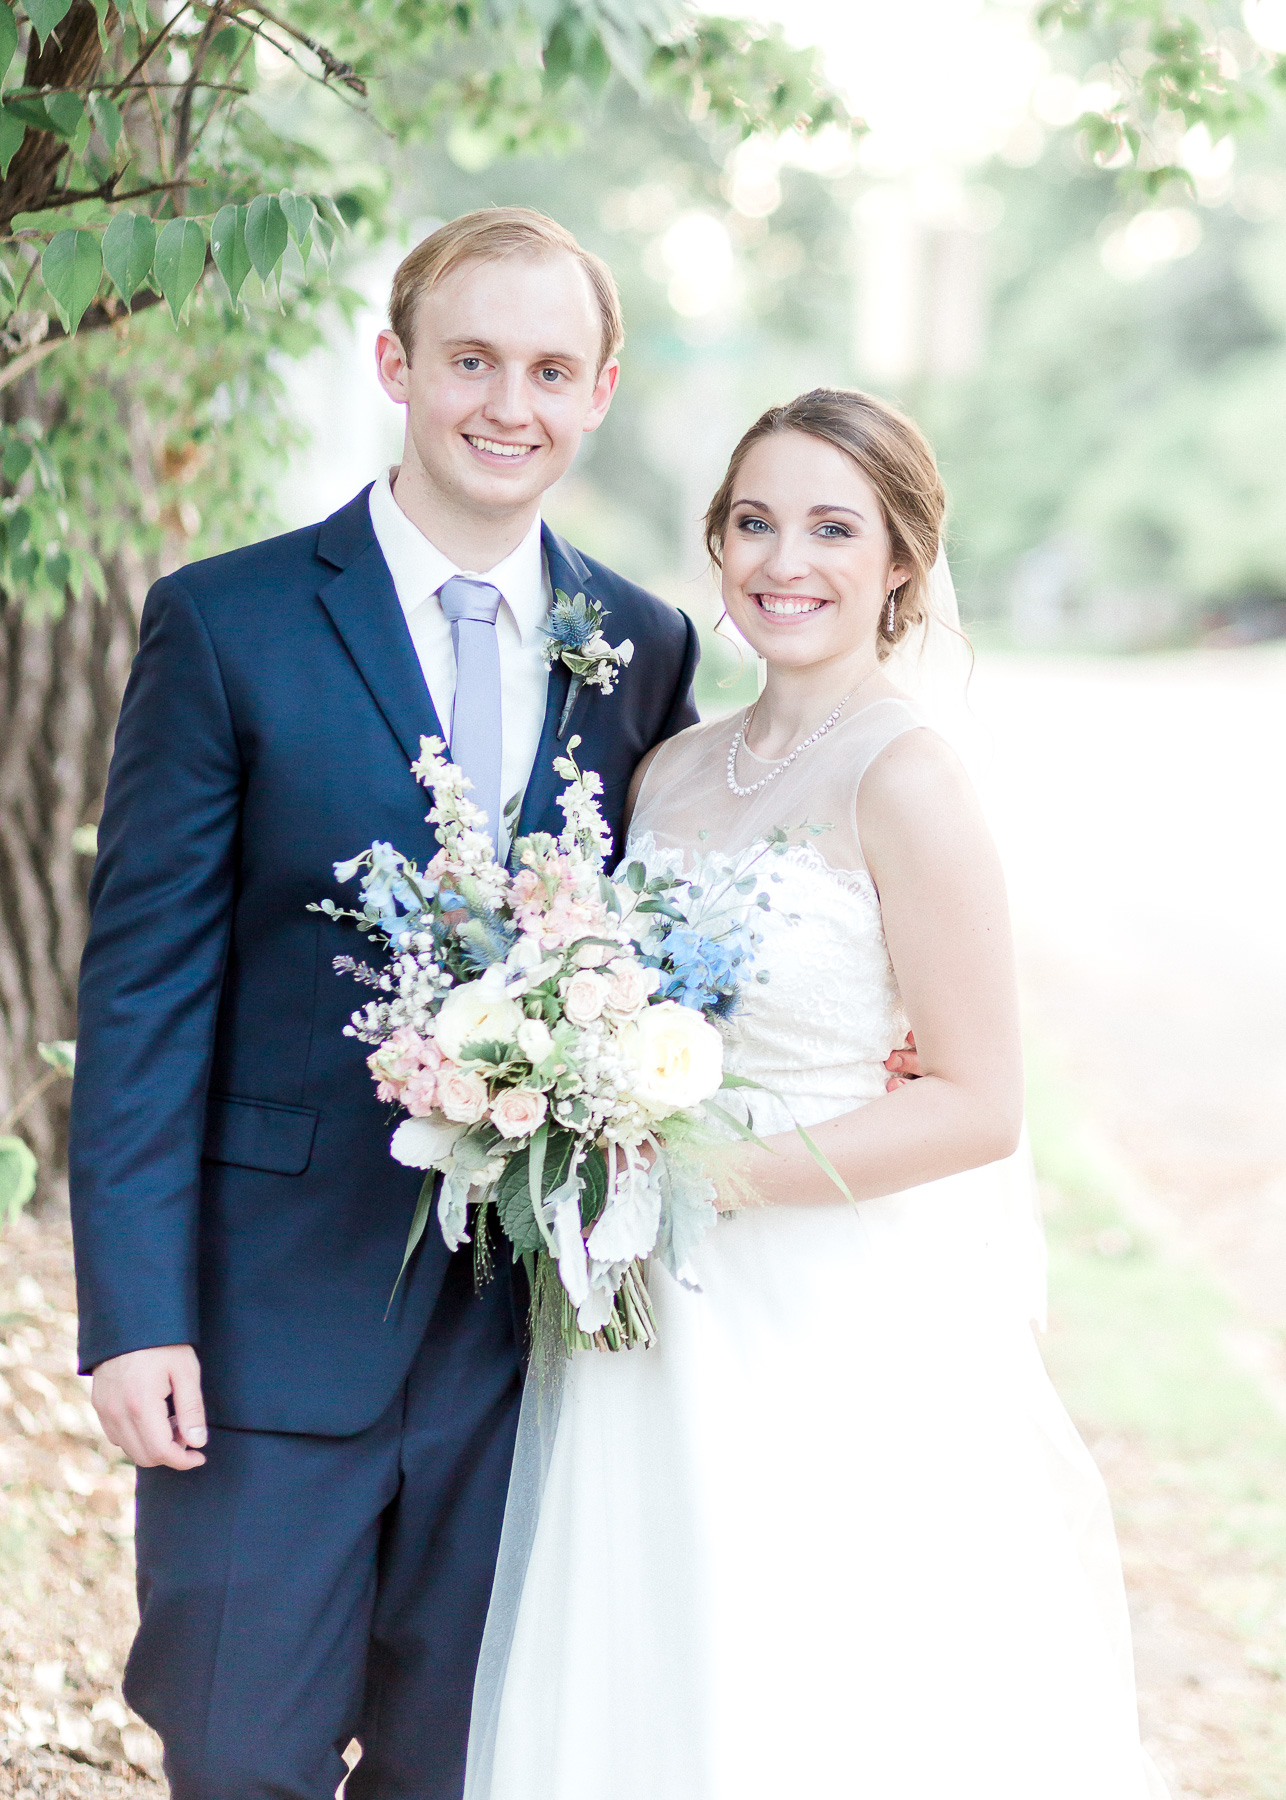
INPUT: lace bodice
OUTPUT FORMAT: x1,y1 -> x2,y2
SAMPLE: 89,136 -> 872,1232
627,697 -> 928,1126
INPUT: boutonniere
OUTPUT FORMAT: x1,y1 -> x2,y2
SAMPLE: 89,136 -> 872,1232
542,589 -> 634,737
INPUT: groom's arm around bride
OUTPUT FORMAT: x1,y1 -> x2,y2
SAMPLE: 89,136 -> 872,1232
68,208 -> 697,1800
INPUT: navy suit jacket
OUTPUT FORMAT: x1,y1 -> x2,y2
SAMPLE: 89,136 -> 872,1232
69,487 -> 699,1435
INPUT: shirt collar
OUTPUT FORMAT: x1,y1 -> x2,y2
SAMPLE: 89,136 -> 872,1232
369,469 -> 547,642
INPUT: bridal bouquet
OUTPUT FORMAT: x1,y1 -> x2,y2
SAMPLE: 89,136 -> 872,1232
315,735 -> 778,1357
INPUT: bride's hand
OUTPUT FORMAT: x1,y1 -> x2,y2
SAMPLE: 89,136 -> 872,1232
884,1031 -> 920,1091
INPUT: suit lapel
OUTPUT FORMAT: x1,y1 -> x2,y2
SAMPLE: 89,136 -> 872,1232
315,491 -> 444,768
516,525 -> 595,840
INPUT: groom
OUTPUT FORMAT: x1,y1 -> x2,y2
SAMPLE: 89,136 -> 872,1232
69,207 -> 699,1800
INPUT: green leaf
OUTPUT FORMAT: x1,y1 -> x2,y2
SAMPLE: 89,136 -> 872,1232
496,1144 -> 545,1256
387,1172 -> 435,1311
153,216 -> 206,323
128,0 -> 149,27
0,258 -> 16,316
88,91 -> 122,152
244,192 -> 287,282
578,1145 -> 607,1228
88,0 -> 110,48
44,89 -> 83,138
102,209 -> 155,304
24,0 -> 74,50
210,203 -> 251,305
279,188 -> 315,260
2,437 -> 31,480
311,215 -> 335,266
0,6 -> 17,83
41,228 -> 103,334
37,1038 -> 75,1077
0,1135 -> 37,1224
0,107 -> 25,177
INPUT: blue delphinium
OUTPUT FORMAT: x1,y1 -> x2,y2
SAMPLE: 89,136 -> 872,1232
652,921 -> 757,1017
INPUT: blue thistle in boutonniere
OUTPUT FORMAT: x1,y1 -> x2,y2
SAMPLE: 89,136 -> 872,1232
542,589 -> 634,736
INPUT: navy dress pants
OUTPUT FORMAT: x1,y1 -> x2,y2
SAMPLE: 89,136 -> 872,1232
124,1253 -> 523,1800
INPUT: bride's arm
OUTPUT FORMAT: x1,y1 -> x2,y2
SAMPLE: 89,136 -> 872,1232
730,729 -> 1024,1207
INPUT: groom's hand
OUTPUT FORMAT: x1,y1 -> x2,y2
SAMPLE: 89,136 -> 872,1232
92,1344 -> 208,1470
884,1031 -> 922,1091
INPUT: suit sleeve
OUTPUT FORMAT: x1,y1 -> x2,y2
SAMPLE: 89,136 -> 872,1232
69,576 -> 242,1374
659,609 -> 701,739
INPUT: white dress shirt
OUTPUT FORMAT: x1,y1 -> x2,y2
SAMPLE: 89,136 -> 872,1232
368,470 -> 551,858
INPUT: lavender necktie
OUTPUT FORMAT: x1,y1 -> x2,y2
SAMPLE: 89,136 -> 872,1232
437,575 -> 504,854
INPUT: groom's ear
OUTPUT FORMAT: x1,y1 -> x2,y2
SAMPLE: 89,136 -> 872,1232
376,328 -> 412,405
583,358 -> 620,435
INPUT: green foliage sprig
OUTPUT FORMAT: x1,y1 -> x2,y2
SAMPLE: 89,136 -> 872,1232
1038,0 -> 1285,194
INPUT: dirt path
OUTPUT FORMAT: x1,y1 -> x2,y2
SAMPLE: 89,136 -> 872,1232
972,643 -> 1286,1796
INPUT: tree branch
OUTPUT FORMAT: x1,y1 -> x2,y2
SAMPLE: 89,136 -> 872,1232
3,174 -> 206,218
0,286 -> 169,394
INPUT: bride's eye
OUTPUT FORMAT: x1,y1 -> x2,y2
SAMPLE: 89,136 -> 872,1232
816,522 -> 852,539
735,515 -> 770,534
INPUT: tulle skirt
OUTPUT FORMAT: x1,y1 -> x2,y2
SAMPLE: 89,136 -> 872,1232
465,1114 -> 1168,1800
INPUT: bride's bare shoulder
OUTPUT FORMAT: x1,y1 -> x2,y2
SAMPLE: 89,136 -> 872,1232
856,723 -> 983,857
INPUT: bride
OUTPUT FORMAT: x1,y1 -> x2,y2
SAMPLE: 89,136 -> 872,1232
464,388 -> 1168,1800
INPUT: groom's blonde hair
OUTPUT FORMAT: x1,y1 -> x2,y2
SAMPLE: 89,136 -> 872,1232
704,388 -> 946,656
389,207 -> 624,374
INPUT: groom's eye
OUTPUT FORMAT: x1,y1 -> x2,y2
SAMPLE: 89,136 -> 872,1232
537,367 -> 565,383
458,357 -> 484,372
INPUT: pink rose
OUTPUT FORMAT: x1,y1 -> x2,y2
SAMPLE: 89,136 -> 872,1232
402,1068 -> 439,1117
563,969 -> 608,1026
437,1065 -> 490,1124
604,960 -> 659,1018
490,1087 -> 549,1140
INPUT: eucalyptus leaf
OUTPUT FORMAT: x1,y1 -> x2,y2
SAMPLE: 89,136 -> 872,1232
153,216 -> 206,322
41,228 -> 103,334
244,192 -> 287,282
0,107 -> 23,178
0,1135 -> 38,1225
88,91 -> 122,152
102,210 -> 155,304
210,203 -> 251,305
24,0 -> 74,50
0,6 -> 17,83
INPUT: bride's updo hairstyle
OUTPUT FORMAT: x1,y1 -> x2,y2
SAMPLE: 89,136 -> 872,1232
704,387 -> 946,656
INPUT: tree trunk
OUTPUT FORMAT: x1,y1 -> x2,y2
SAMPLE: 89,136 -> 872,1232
0,374 -> 160,1190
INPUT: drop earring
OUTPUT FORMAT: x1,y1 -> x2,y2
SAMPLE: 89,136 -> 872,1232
885,592 -> 897,634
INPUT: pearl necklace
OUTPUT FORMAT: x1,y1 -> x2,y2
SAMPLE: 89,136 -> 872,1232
726,689 -> 855,797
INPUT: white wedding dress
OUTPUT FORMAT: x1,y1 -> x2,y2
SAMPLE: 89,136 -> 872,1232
465,697 -> 1169,1800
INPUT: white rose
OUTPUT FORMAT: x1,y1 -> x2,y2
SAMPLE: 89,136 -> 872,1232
434,981 -> 524,1063
620,1001 -> 724,1116
390,1115 -> 465,1170
516,1017 -> 555,1064
563,969 -> 609,1026
437,1066 -> 491,1124
490,1087 -> 549,1140
603,960 -> 660,1018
